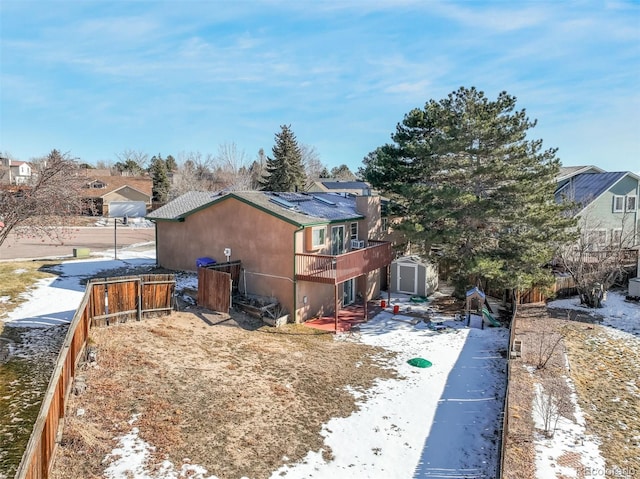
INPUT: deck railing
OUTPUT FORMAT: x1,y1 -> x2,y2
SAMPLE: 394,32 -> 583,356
295,240 -> 393,284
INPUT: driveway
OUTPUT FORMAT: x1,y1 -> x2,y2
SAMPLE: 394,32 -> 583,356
0,225 -> 155,261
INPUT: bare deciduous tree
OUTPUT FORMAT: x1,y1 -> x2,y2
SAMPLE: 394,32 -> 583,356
168,151 -> 216,199
301,144 -> 327,182
533,377 -> 573,437
214,142 -> 252,191
556,211 -> 635,308
532,320 -> 567,370
0,150 -> 82,247
114,149 -> 149,173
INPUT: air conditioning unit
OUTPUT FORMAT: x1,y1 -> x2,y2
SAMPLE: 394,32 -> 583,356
351,239 -> 365,249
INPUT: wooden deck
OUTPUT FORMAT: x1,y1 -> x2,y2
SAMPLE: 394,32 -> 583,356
304,302 -> 383,332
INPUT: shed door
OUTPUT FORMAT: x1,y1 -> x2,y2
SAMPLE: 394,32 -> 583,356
397,263 -> 418,294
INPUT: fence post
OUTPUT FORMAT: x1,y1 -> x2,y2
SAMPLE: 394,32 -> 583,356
137,278 -> 142,321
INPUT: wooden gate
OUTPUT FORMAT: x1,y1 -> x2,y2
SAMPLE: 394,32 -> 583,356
198,268 -> 232,313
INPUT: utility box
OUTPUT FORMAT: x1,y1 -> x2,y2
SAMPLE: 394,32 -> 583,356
73,248 -> 90,259
629,278 -> 640,297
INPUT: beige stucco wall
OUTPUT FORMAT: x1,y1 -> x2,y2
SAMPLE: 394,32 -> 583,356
155,195 -> 387,323
355,196 -> 382,240
155,197 -> 298,315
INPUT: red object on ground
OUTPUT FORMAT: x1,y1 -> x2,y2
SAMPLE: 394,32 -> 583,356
393,304 -> 400,314
381,300 -> 386,308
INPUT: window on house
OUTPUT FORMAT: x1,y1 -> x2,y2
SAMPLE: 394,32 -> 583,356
350,222 -> 358,240
587,229 -> 607,246
613,195 -> 625,212
381,217 -> 389,233
611,229 -> 623,246
311,227 -> 326,248
626,195 -> 637,212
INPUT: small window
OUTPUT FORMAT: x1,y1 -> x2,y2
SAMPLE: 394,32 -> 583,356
626,195 -> 637,212
611,229 -> 623,246
350,222 -> 358,240
587,229 -> 607,246
613,195 -> 624,212
381,217 -> 389,233
312,227 -> 326,248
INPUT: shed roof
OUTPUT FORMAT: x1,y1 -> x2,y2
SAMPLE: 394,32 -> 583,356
146,191 -> 365,226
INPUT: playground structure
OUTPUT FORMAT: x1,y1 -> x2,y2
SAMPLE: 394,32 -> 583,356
465,286 -> 501,329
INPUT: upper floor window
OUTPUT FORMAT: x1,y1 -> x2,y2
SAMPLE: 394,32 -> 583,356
613,195 -> 624,212
350,222 -> 358,240
311,226 -> 326,248
614,195 -> 637,212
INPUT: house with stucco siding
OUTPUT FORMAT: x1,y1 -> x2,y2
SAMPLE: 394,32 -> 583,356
146,191 -> 393,323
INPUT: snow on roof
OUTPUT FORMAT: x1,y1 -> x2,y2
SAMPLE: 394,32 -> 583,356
146,191 -> 365,225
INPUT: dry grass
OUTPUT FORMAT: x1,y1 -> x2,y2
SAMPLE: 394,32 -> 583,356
50,309 -> 397,479
564,325 -> 640,473
504,303 -> 640,478
0,261 -> 59,331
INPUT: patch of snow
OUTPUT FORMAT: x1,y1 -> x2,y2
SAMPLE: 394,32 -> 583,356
548,291 -> 640,338
103,416 -> 228,479
532,370 -> 605,478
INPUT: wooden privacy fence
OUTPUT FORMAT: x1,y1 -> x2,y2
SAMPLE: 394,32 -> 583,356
14,274 -> 175,479
89,274 -> 175,326
198,268 -> 232,313
488,275 -> 578,306
498,304 -> 518,479
196,261 -> 242,313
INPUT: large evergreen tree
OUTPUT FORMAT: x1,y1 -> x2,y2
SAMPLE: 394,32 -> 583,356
361,87 -> 576,294
260,125 -> 306,191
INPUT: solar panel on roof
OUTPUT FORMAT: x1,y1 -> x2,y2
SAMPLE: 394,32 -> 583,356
276,192 -> 311,202
313,195 -> 336,206
270,196 -> 297,209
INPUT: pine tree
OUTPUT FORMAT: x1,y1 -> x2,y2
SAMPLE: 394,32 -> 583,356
260,125 -> 306,191
361,87 -> 576,294
149,154 -> 170,203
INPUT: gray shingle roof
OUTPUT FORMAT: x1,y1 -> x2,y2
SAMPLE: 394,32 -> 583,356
555,172 -> 627,207
146,191 -> 364,225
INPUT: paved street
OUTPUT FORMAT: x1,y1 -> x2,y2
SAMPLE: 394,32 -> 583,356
0,225 -> 155,261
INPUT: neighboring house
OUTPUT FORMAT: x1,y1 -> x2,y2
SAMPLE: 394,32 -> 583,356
306,179 -> 373,196
555,165 -> 605,184
555,166 -> 639,269
0,158 -> 33,185
80,176 -> 153,216
146,191 -> 394,323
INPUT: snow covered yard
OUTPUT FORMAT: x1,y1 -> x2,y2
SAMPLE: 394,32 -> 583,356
1,249 -> 510,479
273,308 -> 508,479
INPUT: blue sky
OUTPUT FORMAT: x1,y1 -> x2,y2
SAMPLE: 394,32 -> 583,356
1,1 -> 638,174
